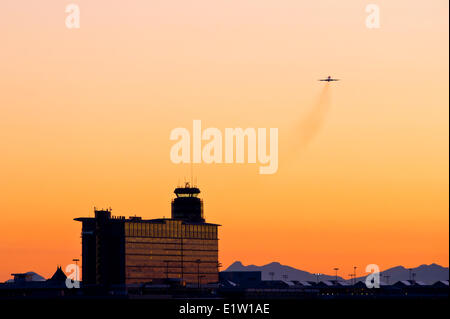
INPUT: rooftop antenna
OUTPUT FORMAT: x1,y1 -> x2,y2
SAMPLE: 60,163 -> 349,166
72,258 -> 80,282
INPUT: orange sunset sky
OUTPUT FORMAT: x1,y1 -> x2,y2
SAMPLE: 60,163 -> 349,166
0,0 -> 448,281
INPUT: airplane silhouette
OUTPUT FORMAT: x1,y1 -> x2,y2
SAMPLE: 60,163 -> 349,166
319,76 -> 339,82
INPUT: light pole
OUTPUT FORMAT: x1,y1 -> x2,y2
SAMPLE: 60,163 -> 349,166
180,234 -> 184,283
164,260 -> 170,279
353,266 -> 357,285
349,274 -> 354,285
333,268 -> 339,284
314,273 -> 322,284
72,258 -> 80,282
196,259 -> 201,288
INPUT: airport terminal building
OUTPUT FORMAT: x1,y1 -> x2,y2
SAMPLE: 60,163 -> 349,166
75,184 -> 219,287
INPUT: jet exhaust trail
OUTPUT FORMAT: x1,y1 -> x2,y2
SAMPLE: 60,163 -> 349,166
293,83 -> 332,153
281,83 -> 332,167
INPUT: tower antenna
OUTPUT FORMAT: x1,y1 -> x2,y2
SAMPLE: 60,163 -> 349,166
190,162 -> 194,187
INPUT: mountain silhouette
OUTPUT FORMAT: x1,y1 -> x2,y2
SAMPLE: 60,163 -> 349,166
225,261 -> 343,282
224,261 -> 449,284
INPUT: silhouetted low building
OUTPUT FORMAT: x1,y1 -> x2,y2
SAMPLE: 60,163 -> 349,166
393,280 -> 426,288
220,271 -> 262,287
47,266 -> 67,283
432,280 -> 449,288
291,281 -> 315,288
11,273 -> 35,283
0,267 -> 74,298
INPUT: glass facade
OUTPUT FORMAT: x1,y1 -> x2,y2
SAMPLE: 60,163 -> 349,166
124,219 -> 219,285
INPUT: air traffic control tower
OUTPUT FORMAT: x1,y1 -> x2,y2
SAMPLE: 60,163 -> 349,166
171,184 -> 204,222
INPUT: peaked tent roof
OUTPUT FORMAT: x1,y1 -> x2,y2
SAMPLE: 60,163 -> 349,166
47,266 -> 67,282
